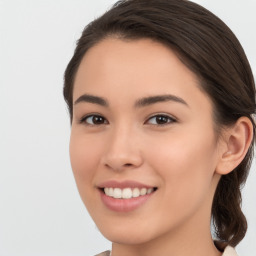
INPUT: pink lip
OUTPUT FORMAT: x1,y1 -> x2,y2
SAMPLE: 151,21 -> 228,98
99,190 -> 154,212
97,180 -> 157,212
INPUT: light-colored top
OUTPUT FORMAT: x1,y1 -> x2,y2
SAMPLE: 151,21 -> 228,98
223,246 -> 239,256
94,245 -> 238,256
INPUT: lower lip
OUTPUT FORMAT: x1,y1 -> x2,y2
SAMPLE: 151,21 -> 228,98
99,190 -> 154,212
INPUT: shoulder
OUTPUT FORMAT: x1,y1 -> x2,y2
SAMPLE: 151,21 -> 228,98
94,251 -> 111,256
222,246 -> 239,256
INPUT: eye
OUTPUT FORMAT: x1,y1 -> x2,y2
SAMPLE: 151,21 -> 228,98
145,114 -> 176,125
80,114 -> 108,125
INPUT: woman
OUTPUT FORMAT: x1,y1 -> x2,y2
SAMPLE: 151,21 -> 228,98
63,0 -> 255,255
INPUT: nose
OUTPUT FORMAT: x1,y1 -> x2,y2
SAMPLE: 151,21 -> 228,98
101,126 -> 143,172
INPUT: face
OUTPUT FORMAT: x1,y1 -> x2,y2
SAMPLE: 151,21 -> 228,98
70,38 -> 222,245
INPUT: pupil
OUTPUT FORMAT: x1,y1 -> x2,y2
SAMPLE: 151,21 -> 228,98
156,116 -> 167,124
93,116 -> 104,124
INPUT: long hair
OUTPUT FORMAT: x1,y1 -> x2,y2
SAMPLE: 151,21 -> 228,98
63,0 -> 255,246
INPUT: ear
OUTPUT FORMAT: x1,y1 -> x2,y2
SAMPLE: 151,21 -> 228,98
216,117 -> 254,175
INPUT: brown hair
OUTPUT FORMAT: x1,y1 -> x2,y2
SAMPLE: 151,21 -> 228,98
63,0 -> 255,247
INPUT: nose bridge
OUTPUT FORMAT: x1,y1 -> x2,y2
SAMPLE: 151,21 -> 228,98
103,121 -> 142,171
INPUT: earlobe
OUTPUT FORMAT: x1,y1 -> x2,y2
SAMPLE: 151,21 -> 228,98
216,117 -> 254,175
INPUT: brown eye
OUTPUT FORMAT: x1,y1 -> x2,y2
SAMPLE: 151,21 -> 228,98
81,115 -> 108,125
146,114 -> 176,125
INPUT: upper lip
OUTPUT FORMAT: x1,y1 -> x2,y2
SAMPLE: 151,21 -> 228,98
97,180 -> 156,189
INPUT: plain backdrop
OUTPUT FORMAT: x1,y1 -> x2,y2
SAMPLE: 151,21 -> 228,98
0,0 -> 255,255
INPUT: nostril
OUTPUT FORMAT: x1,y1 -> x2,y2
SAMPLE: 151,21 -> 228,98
102,152 -> 143,171
104,162 -> 133,171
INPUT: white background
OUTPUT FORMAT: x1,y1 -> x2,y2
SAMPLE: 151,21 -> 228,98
0,0 -> 255,255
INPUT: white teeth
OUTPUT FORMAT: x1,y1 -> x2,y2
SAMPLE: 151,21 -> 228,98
103,187 -> 155,199
140,188 -> 147,195
113,188 -> 122,199
109,187 -> 114,197
132,188 -> 140,198
147,188 -> 153,194
104,188 -> 108,195
122,188 -> 132,199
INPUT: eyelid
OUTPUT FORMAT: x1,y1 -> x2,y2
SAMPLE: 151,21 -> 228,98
79,113 -> 109,125
145,113 -> 177,125
78,112 -> 177,126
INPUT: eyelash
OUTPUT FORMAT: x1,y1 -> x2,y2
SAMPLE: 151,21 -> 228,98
79,114 -> 108,126
79,114 -> 176,126
146,114 -> 176,126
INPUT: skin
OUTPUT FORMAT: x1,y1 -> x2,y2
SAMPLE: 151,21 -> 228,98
69,38 -> 252,256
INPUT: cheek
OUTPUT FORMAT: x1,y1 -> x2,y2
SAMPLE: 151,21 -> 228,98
69,131 -> 102,194
147,127 -> 217,173
145,128 -> 218,213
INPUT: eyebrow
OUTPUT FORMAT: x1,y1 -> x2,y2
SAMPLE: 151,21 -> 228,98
135,94 -> 189,108
74,94 -> 108,107
74,93 -> 189,108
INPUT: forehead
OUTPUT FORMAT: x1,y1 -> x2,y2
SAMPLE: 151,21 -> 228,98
73,38 -> 212,112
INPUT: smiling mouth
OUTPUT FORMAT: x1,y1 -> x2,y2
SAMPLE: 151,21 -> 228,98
101,187 -> 158,199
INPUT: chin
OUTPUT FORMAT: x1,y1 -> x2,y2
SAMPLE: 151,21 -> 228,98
96,221 -> 153,245
104,231 -> 152,245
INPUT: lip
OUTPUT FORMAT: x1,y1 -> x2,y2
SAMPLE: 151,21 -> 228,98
97,180 -> 157,212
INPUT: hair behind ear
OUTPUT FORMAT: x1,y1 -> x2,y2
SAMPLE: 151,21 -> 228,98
212,117 -> 254,246
212,141 -> 254,246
